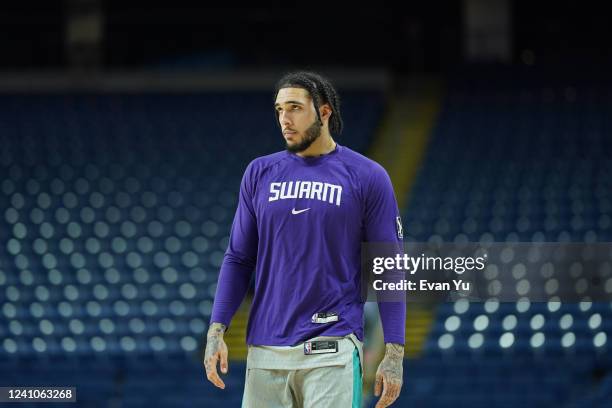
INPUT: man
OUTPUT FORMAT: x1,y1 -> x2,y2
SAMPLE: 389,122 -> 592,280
204,71 -> 405,407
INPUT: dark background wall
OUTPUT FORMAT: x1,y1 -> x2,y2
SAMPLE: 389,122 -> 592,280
0,2 -> 609,72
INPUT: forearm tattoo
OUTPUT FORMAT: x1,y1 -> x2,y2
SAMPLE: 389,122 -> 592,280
384,343 -> 404,360
207,322 -> 226,339
375,343 -> 404,406
204,323 -> 226,378
380,343 -> 404,377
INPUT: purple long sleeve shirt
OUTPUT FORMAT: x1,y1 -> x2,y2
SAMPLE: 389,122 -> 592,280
210,143 -> 406,345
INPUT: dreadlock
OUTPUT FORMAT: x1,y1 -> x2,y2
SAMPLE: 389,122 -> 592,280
274,71 -> 344,135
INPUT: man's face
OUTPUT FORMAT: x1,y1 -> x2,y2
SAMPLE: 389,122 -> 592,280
274,87 -> 321,153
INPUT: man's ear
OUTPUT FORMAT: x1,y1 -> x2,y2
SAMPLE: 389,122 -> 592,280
319,104 -> 333,122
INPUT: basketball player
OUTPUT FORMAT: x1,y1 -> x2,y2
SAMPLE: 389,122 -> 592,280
204,71 -> 405,407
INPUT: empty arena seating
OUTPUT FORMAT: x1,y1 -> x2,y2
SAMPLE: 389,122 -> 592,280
0,90 -> 384,407
390,66 -> 612,408
2,66 -> 611,406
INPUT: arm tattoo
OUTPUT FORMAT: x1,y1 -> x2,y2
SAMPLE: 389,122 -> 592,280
204,323 -> 226,373
384,343 -> 404,360
379,343 -> 404,381
207,322 -> 226,338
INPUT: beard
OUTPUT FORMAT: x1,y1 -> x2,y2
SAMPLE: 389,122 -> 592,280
285,120 -> 321,153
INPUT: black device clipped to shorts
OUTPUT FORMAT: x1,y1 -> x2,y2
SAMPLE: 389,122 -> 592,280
303,340 -> 338,355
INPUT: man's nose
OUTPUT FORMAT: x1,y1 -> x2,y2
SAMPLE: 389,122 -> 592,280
279,111 -> 292,126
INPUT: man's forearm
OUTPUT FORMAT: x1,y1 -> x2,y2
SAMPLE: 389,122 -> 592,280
207,322 -> 227,338
377,301 -> 407,344
210,255 -> 253,327
385,343 -> 404,358
379,343 -> 404,384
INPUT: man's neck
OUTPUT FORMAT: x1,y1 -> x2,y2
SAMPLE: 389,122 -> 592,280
296,131 -> 336,158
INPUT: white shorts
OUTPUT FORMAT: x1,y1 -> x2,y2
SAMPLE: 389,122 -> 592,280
241,333 -> 363,408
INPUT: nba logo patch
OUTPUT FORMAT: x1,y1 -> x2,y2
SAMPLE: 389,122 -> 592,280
396,216 -> 403,239
304,342 -> 312,354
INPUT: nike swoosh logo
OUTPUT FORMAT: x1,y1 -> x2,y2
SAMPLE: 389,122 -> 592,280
291,208 -> 311,215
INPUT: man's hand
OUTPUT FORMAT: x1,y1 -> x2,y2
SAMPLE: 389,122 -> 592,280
374,343 -> 404,408
203,322 -> 229,389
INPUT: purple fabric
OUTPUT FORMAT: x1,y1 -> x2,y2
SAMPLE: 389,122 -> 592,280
211,144 -> 406,345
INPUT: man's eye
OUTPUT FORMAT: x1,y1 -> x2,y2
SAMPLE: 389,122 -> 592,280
292,106 -> 300,110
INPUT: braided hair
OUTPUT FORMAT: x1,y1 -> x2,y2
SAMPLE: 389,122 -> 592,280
274,71 -> 344,135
